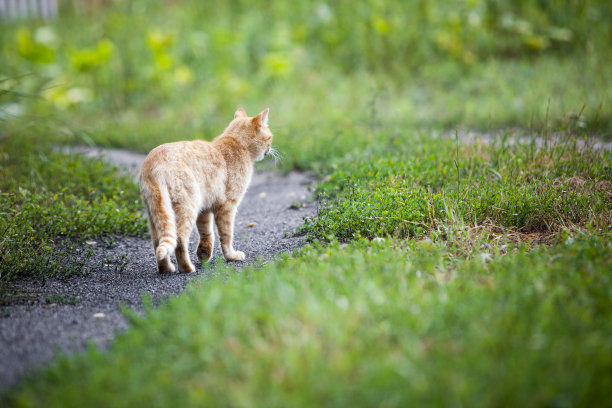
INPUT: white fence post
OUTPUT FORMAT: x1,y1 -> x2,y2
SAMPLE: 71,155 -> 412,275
0,0 -> 59,20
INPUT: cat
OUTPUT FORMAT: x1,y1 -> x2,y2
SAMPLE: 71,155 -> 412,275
138,108 -> 273,273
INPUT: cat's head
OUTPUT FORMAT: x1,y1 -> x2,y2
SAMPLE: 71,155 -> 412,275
232,107 -> 273,162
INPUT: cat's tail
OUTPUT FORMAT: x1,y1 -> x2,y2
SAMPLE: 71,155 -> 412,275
144,181 -> 177,262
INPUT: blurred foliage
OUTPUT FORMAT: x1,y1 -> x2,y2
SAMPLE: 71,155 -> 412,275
16,27 -> 55,64
1,0 -> 611,158
69,39 -> 114,73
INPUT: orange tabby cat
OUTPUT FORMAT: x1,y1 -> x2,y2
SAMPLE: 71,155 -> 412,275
139,108 -> 273,273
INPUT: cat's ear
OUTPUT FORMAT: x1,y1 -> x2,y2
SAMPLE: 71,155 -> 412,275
252,108 -> 269,128
234,108 -> 247,119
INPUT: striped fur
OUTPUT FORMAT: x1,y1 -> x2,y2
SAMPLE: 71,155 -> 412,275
139,108 -> 273,273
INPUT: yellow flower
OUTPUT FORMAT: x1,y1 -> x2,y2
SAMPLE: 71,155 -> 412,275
173,66 -> 194,85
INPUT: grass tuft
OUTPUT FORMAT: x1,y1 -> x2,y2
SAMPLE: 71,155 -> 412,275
302,133 -> 611,242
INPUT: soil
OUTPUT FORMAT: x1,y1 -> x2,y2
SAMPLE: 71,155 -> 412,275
0,147 -> 317,390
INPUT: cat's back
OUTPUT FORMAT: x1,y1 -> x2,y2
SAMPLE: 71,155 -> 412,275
139,140 -> 226,186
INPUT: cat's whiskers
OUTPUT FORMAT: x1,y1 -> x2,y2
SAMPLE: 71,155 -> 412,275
268,147 -> 283,166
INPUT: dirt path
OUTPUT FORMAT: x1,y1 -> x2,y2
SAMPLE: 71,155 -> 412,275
0,148 -> 316,390
450,128 -> 612,151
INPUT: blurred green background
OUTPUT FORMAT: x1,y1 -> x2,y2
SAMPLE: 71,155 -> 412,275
1,0 -> 611,169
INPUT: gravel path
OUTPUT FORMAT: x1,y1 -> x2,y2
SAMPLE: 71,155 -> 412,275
449,128 -> 612,151
0,148 -> 316,390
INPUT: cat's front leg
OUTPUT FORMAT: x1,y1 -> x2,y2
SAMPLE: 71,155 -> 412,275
214,203 -> 245,262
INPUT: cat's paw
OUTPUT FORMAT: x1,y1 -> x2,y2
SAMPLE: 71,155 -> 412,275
196,242 -> 213,261
225,250 -> 245,262
178,262 -> 196,274
158,260 -> 176,274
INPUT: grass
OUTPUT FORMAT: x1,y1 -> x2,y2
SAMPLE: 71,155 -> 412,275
0,124 -> 147,284
1,0 -> 612,405
4,236 -> 611,407
302,131 -> 612,242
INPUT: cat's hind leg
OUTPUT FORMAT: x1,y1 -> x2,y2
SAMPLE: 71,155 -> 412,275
157,253 -> 175,274
214,203 -> 245,262
153,228 -> 175,274
175,207 -> 197,273
144,183 -> 178,273
145,205 -> 175,274
196,210 -> 214,262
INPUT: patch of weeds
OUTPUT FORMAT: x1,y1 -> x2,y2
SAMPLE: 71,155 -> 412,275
0,288 -> 42,307
301,133 -> 612,243
44,294 -> 81,305
1,289 -> 81,310
98,253 -> 130,275
289,201 -> 306,210
0,223 -> 93,282
0,130 -> 147,286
